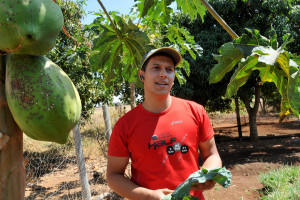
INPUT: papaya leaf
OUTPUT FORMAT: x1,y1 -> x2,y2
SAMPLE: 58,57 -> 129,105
268,27 -> 278,50
175,59 -> 190,85
166,24 -> 202,60
136,0 -> 155,18
209,42 -> 243,84
272,65 -> 291,122
176,0 -> 207,21
276,51 -> 290,78
90,15 -> 154,86
288,64 -> 300,117
258,64 -> 276,83
234,28 -> 270,47
211,28 -> 299,120
136,0 -> 206,24
233,44 -> 259,58
251,46 -> 284,66
226,55 -> 259,98
136,0 -> 174,24
281,33 -> 293,49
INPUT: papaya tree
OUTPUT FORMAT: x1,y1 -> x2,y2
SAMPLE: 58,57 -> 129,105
47,0 -> 113,119
0,53 -> 25,200
0,0 -> 83,199
90,0 -> 206,108
209,28 -> 300,140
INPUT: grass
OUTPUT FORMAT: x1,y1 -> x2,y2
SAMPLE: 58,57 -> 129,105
259,165 -> 300,200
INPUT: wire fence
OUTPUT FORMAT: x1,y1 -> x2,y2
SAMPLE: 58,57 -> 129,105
24,105 -> 129,200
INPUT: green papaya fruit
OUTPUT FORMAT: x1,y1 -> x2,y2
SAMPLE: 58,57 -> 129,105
0,0 -> 63,56
5,54 -> 81,144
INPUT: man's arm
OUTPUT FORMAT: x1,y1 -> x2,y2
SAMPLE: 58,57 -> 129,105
199,136 -> 222,169
106,155 -> 173,200
192,136 -> 222,191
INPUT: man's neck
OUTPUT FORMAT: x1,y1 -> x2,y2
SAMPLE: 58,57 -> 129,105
142,94 -> 172,113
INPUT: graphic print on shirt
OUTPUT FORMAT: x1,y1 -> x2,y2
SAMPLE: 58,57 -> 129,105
148,126 -> 190,166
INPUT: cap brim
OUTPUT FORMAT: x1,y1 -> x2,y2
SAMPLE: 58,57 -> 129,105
141,47 -> 182,69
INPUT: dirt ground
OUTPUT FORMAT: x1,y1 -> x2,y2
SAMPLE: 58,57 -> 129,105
25,112 -> 300,200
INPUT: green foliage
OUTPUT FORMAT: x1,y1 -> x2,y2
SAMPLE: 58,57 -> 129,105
163,167 -> 232,200
90,14 -> 154,85
210,43 -> 244,84
260,165 -> 300,200
171,0 -> 299,110
135,0 -> 206,25
47,0 -> 109,119
90,6 -> 202,94
164,24 -> 202,84
170,12 -> 233,107
209,28 -> 299,120
206,96 -> 233,113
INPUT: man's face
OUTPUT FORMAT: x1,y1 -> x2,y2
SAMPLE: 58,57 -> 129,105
140,55 -> 175,97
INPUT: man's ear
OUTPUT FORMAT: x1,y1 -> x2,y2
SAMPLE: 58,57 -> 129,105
138,70 -> 144,81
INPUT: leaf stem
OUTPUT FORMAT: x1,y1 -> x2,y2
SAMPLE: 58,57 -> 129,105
96,0 -> 122,38
199,0 -> 239,39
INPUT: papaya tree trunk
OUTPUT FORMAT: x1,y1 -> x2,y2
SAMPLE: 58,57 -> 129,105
234,97 -> 242,138
240,84 -> 260,141
0,54 -> 26,200
248,108 -> 258,141
130,82 -> 136,109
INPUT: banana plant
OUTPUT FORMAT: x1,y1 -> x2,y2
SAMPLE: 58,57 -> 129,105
209,28 -> 300,122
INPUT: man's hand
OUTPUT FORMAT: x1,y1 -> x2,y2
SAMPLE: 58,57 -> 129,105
191,180 -> 216,191
147,188 -> 173,200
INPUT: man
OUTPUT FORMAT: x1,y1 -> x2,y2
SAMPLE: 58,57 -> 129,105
106,47 -> 222,200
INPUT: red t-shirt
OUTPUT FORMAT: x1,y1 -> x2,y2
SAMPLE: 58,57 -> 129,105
108,96 -> 214,199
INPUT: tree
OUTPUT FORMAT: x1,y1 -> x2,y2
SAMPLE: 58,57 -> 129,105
90,0 -> 205,107
169,12 -> 233,107
0,54 -> 26,200
48,0 -> 114,119
210,28 -> 299,140
166,0 -> 299,140
170,0 -> 299,107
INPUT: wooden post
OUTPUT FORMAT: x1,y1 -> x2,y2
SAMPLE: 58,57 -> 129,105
0,54 -> 26,200
130,82 -> 136,109
102,104 -> 112,141
72,124 -> 91,200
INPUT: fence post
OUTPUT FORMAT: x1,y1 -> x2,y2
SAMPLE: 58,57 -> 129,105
72,124 -> 91,200
102,104 -> 112,141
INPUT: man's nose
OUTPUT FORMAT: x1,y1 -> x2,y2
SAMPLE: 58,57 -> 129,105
159,69 -> 167,77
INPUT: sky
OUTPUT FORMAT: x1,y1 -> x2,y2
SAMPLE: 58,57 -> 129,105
82,0 -> 136,24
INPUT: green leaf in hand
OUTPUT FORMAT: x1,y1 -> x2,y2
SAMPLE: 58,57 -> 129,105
163,167 -> 232,200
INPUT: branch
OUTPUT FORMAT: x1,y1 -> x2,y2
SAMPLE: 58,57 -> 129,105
199,0 -> 239,39
96,0 -> 122,39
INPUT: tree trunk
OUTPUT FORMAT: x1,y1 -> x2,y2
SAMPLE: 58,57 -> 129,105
130,82 -> 136,109
248,108 -> 258,141
102,104 -> 112,141
234,97 -> 242,138
72,124 -> 91,200
240,84 -> 260,141
0,55 -> 26,200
